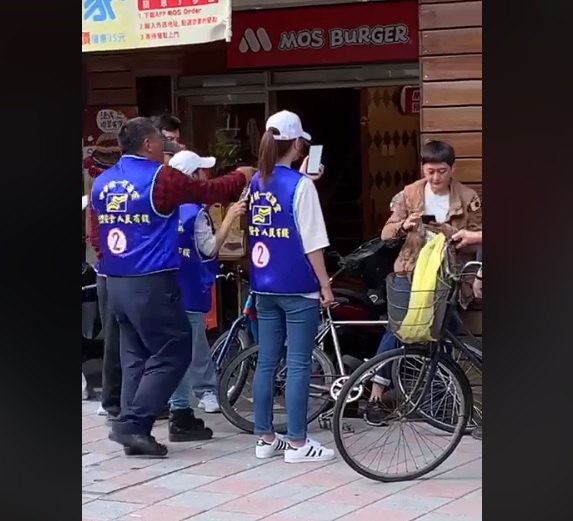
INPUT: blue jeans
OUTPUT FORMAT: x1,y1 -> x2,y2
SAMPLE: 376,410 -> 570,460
375,276 -> 411,386
253,294 -> 320,442
169,312 -> 218,411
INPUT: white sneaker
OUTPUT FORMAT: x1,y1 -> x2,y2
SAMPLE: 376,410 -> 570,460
96,405 -> 107,416
284,438 -> 335,464
198,391 -> 221,413
255,434 -> 288,459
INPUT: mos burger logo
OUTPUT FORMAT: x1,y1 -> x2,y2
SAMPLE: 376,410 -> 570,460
238,24 -> 410,54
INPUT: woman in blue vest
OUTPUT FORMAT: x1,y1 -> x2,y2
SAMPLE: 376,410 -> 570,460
167,150 -> 247,441
249,110 -> 335,463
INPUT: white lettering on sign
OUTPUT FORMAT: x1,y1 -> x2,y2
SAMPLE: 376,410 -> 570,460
279,29 -> 324,50
330,24 -> 410,48
277,24 -> 410,52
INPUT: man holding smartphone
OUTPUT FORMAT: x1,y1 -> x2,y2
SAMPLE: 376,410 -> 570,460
365,140 -> 482,426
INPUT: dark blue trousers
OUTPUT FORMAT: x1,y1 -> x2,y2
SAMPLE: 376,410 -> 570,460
106,271 -> 192,435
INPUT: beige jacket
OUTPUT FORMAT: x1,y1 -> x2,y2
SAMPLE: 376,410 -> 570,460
382,179 -> 482,274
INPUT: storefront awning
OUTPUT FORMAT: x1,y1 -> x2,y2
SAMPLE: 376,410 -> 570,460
82,0 -> 232,53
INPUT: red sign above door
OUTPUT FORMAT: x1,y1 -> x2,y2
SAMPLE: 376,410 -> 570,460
227,2 -> 418,70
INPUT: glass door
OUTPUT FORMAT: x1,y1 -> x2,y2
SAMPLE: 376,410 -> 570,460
176,73 -> 268,173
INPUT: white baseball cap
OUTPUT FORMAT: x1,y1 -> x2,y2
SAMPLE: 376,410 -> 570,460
169,150 -> 216,175
266,110 -> 311,142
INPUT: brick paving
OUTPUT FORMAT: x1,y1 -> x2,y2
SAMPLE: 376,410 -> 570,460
82,401 -> 482,521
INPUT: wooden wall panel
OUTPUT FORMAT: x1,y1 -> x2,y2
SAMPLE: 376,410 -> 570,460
419,1 -> 481,30
421,106 -> 482,132
451,158 -> 482,183
83,42 -> 226,110
420,132 -> 481,157
419,0 -> 482,186
84,54 -> 136,107
420,0 -> 469,3
82,53 -> 137,107
422,55 -> 482,81
422,80 -> 482,107
421,27 -> 482,55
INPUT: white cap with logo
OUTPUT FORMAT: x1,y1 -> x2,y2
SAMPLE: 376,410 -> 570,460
266,110 -> 311,142
169,150 -> 216,175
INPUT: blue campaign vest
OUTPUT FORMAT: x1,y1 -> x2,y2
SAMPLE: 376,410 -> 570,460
176,204 -> 218,313
248,165 -> 319,294
90,155 -> 179,277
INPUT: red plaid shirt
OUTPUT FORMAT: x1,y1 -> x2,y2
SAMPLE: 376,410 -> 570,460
86,165 -> 246,261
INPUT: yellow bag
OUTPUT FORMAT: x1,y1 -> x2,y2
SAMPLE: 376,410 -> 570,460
396,233 -> 446,343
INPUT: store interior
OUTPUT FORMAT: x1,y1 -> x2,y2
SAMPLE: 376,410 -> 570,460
274,87 -> 363,254
177,82 -> 420,256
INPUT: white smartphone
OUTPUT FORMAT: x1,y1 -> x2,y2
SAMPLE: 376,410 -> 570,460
307,145 -> 323,175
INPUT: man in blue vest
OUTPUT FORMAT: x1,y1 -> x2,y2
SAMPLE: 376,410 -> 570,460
91,117 -> 253,457
166,150 -> 247,440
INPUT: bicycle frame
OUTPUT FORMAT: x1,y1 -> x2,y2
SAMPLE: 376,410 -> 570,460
394,259 -> 483,418
213,292 -> 254,372
315,305 -> 388,377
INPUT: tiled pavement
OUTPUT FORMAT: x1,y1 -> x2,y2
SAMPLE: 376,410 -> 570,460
82,401 -> 482,521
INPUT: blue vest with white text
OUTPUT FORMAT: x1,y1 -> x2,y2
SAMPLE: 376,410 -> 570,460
248,165 -> 319,294
90,155 -> 179,276
176,204 -> 218,313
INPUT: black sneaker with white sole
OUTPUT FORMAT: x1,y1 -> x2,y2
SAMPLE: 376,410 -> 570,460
364,399 -> 390,427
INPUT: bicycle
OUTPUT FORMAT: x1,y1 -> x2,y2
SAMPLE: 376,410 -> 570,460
331,248 -> 482,482
209,266 -> 254,374
217,238 -> 398,434
217,239 -> 481,439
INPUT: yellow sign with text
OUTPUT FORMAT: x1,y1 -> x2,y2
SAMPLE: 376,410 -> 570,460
82,0 -> 231,53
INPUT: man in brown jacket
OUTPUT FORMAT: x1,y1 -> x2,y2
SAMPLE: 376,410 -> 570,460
366,140 -> 482,425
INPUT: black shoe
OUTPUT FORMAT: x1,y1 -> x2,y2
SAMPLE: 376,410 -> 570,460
156,407 -> 170,420
364,400 -> 390,427
109,431 -> 168,457
168,408 -> 213,442
471,426 -> 482,440
106,407 -> 120,418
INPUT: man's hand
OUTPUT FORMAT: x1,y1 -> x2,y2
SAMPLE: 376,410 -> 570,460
451,229 -> 482,249
425,222 -> 456,239
402,212 -> 422,231
223,200 -> 247,224
236,166 -> 257,184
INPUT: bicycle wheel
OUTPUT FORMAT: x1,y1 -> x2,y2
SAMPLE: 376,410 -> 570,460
451,342 -> 482,431
393,341 -> 481,434
211,327 -> 253,403
210,327 -> 252,368
333,347 -> 471,482
218,344 -> 336,434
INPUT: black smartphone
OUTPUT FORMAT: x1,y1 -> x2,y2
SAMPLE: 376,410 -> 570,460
421,214 -> 437,224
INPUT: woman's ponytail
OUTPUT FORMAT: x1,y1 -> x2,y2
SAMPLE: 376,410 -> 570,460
257,128 -> 279,184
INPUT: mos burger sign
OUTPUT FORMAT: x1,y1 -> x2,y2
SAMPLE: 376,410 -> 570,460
227,1 -> 418,69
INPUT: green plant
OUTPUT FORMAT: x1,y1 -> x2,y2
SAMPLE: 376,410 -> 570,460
209,130 -> 241,175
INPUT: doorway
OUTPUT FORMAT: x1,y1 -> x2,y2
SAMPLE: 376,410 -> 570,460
275,88 -> 362,254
